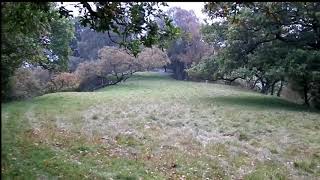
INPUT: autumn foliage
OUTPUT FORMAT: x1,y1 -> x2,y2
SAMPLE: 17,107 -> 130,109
74,46 -> 169,91
47,73 -> 80,92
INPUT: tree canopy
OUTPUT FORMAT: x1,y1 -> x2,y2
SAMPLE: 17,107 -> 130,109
165,7 -> 213,80
1,2 -> 179,100
64,2 -> 180,56
1,2 -> 74,99
188,2 -> 320,107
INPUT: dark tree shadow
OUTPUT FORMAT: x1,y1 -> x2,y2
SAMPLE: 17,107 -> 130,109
203,95 -> 319,113
130,72 -> 173,81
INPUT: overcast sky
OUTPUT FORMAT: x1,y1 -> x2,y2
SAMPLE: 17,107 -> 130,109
164,2 -> 208,22
58,2 -> 209,23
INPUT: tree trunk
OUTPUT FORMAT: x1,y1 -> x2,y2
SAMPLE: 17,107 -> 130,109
261,79 -> 272,94
101,78 -> 104,86
277,81 -> 283,97
251,78 -> 260,89
270,81 -> 278,95
260,81 -> 268,94
304,84 -> 310,106
261,86 -> 268,94
173,61 -> 186,80
261,81 -> 271,94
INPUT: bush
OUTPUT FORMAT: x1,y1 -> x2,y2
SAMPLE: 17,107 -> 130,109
10,68 -> 44,99
47,72 -> 80,92
10,67 -> 81,99
32,67 -> 51,85
75,61 -> 100,91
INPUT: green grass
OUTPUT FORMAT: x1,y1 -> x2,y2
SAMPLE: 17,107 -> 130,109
2,72 -> 320,179
211,95 -> 314,112
244,162 -> 288,180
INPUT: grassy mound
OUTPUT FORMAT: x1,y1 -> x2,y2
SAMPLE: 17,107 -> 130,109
2,72 -> 320,179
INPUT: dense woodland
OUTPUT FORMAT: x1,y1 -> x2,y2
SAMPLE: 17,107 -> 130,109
1,2 -> 320,109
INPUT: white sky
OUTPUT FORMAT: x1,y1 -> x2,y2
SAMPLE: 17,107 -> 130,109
58,2 -> 209,23
164,2 -> 208,22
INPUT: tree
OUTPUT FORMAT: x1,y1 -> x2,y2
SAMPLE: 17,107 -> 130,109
60,2 -> 180,57
45,15 -> 75,71
165,7 -> 213,80
286,49 -> 320,106
137,47 -> 170,71
191,2 -> 320,107
204,2 -> 320,50
75,46 -> 171,91
1,2 -> 56,100
67,18 -> 122,72
1,2 -> 179,100
97,46 -> 138,82
75,46 -> 138,91
69,16 -> 121,61
77,29 -> 118,60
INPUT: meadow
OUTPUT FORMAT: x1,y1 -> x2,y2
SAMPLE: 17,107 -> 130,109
2,72 -> 320,179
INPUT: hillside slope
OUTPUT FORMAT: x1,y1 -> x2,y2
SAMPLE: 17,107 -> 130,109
2,72 -> 320,179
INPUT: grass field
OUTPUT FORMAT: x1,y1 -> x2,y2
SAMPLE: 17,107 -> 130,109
2,72 -> 320,179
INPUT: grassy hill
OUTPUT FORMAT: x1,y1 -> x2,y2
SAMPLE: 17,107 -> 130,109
2,72 -> 320,179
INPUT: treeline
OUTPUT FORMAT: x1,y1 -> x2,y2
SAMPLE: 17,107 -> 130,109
1,2 -> 174,100
153,4 -> 319,109
11,46 -> 168,99
2,2 -> 320,109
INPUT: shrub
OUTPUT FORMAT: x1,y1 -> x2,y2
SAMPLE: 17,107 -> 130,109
32,67 -> 51,85
11,67 -> 82,99
75,61 -> 100,91
47,72 -> 80,92
10,68 -> 44,99
137,47 -> 170,71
